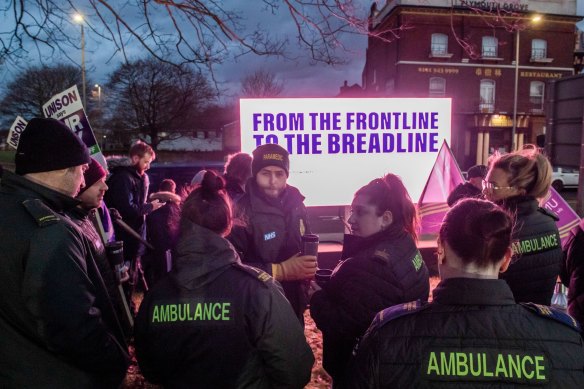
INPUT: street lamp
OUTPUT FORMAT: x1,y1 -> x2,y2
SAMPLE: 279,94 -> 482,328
94,83 -> 101,108
73,13 -> 86,109
511,15 -> 542,151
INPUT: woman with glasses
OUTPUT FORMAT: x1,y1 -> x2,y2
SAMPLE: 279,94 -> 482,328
310,174 -> 429,385
483,145 -> 561,305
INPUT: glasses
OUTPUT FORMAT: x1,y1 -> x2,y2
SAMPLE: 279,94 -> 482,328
482,180 -> 514,191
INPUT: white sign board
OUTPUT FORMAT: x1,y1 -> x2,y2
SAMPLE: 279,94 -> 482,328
240,98 -> 452,206
6,116 -> 27,149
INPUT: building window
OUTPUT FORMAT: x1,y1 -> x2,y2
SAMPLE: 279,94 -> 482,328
530,81 -> 544,109
429,77 -> 446,97
480,79 -> 495,113
531,39 -> 547,60
431,33 -> 448,55
482,36 -> 498,58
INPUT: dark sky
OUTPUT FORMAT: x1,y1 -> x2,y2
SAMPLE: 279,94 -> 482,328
0,1 -> 371,100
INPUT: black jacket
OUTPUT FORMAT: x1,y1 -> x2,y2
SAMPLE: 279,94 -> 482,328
228,179 -> 311,318
105,159 -> 154,262
0,172 -> 129,388
499,196 -> 562,305
310,227 -> 430,382
68,206 -> 133,339
134,222 -> 314,388
561,219 -> 584,327
343,278 -> 584,388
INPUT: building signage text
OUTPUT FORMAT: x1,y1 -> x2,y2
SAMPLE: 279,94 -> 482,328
457,0 -> 528,12
418,67 -> 460,75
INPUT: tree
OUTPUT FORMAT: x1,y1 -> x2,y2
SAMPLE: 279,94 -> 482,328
0,64 -> 92,127
106,58 -> 215,150
0,0 -> 374,72
240,68 -> 284,98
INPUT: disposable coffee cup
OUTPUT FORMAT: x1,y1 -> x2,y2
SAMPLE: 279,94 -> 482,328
301,234 -> 319,257
315,268 -> 333,287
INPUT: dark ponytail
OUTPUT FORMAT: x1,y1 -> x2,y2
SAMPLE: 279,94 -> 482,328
181,171 -> 233,236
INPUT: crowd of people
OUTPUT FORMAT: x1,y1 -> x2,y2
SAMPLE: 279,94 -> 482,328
0,117 -> 583,388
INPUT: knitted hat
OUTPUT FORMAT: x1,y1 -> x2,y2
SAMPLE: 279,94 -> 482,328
15,118 -> 90,175
252,143 -> 290,177
467,164 -> 488,179
78,158 -> 107,195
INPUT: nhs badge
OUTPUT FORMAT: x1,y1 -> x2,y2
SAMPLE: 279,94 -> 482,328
264,231 -> 276,241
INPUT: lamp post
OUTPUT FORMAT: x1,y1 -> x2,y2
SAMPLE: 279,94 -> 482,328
73,14 -> 86,109
94,83 -> 101,107
511,15 -> 542,152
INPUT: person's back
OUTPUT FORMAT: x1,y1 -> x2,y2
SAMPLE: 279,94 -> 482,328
134,171 -> 314,388
484,146 -> 561,305
344,199 -> 584,388
561,219 -> 584,326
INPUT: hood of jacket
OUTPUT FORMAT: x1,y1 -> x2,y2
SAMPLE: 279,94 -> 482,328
171,221 -> 240,290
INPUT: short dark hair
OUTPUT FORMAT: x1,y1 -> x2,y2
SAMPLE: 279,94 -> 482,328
181,171 -> 232,236
440,198 -> 513,268
129,140 -> 155,160
467,164 -> 487,179
224,152 -> 252,184
159,179 -> 176,193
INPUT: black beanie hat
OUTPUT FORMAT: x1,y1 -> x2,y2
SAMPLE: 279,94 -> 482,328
78,158 -> 107,195
252,143 -> 290,177
15,118 -> 91,175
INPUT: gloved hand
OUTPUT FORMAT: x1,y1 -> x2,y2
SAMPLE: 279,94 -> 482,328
272,253 -> 317,281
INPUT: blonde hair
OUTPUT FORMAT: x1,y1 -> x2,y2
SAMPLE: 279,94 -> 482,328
488,145 -> 552,199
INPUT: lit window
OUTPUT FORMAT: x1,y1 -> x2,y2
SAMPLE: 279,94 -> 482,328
530,81 -> 544,108
480,79 -> 495,112
531,39 -> 547,59
431,34 -> 448,55
482,36 -> 498,57
429,77 -> 446,96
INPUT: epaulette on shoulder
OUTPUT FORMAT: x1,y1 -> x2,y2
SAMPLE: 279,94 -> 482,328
233,263 -> 272,286
537,207 -> 559,221
371,248 -> 391,264
520,303 -> 581,332
371,300 -> 429,330
22,199 -> 61,227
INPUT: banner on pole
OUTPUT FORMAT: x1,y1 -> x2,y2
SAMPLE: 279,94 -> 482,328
417,140 -> 465,237
42,85 -> 107,171
542,188 -> 581,248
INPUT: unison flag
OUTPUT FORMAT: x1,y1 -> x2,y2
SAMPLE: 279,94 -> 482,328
542,188 -> 580,248
417,140 -> 465,238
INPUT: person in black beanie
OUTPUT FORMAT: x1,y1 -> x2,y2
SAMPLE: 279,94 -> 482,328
0,118 -> 129,387
228,143 -> 317,323
447,164 -> 487,207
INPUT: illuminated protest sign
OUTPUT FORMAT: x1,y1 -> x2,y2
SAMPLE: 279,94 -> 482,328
43,85 -> 107,170
240,98 -> 452,206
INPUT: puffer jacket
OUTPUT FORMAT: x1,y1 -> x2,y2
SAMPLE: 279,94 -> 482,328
228,179 -> 311,319
104,157 -> 154,262
499,196 -> 562,305
310,226 -> 430,382
134,222 -> 314,389
343,278 -> 584,388
0,171 -> 129,388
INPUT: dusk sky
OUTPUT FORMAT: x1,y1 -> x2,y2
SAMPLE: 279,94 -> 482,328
0,1 -> 373,101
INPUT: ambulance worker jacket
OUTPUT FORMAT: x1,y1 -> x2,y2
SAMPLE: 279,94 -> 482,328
499,195 -> 562,305
134,221 -> 314,389
228,178 -> 311,319
0,171 -> 129,388
343,277 -> 584,388
104,157 -> 154,262
310,225 -> 430,383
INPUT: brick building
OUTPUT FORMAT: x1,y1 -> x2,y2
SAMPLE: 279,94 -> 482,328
360,0 -> 581,168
